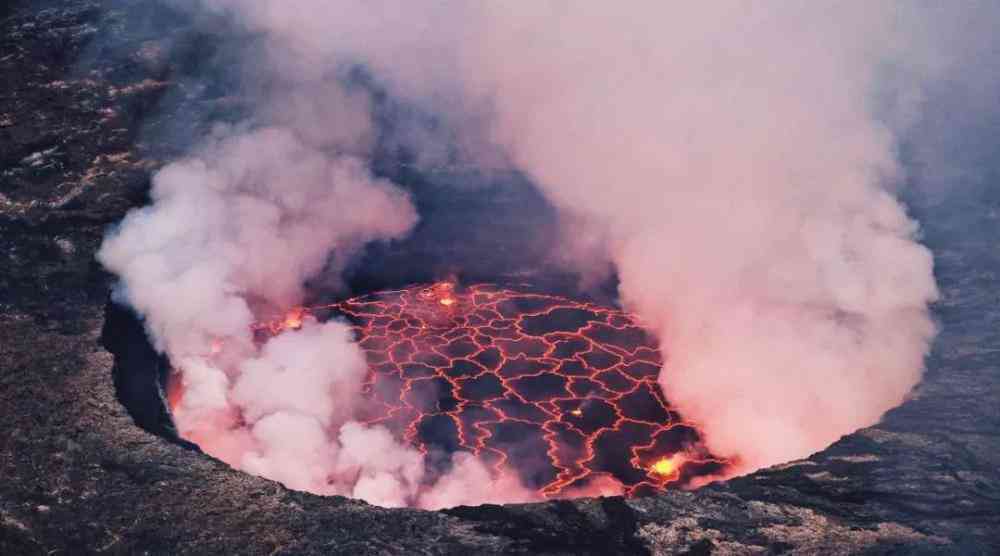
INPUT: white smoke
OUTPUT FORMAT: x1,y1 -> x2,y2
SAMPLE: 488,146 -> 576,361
436,4 -> 944,471
101,0 -> 990,506
447,3 -> 943,471
98,2 -> 550,507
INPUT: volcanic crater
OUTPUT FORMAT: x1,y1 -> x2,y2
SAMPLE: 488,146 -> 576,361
5,1 -> 1000,553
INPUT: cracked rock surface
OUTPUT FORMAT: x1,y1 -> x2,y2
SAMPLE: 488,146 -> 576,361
2,1 -> 999,554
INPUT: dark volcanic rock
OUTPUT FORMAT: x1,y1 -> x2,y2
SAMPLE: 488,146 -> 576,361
1,1 -> 999,554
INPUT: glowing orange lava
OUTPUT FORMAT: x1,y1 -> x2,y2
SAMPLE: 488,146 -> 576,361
166,370 -> 184,413
245,282 -> 727,497
650,454 -> 681,477
283,307 -> 305,330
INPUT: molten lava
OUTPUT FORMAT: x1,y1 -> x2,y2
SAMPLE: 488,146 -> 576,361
145,281 -> 730,500
650,454 -> 681,477
282,307 -> 305,330
247,283 -> 730,497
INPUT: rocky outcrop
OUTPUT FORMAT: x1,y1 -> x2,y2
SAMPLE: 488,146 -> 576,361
1,1 -> 998,554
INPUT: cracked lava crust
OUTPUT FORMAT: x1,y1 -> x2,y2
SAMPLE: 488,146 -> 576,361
169,282 -> 729,499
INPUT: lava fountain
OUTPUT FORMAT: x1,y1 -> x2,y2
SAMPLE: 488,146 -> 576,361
167,282 -> 728,499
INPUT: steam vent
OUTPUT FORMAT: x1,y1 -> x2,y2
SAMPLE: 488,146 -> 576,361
3,1 -> 1000,554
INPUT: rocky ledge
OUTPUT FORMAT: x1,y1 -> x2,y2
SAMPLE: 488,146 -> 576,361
1,1 -> 998,554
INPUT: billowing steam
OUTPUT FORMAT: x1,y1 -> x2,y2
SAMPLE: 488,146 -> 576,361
100,0 -> 985,506
97,92 -> 538,506
437,4 -> 944,470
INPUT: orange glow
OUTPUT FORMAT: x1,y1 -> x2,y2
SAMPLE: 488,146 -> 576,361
650,454 -> 682,477
283,307 -> 305,330
416,281 -> 460,308
166,371 -> 184,412
570,409 -> 583,416
251,306 -> 316,335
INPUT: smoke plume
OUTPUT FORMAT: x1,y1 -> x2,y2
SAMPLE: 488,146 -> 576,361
98,0 -> 551,508
268,1 -> 941,472
100,0 -> 994,506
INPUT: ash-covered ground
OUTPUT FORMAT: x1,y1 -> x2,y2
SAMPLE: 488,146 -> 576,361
1,1 -> 999,554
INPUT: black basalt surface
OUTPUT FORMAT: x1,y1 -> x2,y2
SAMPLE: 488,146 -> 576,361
1,1 -> 999,554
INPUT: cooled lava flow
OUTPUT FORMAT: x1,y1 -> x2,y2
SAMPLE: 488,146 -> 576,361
255,283 -> 728,497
